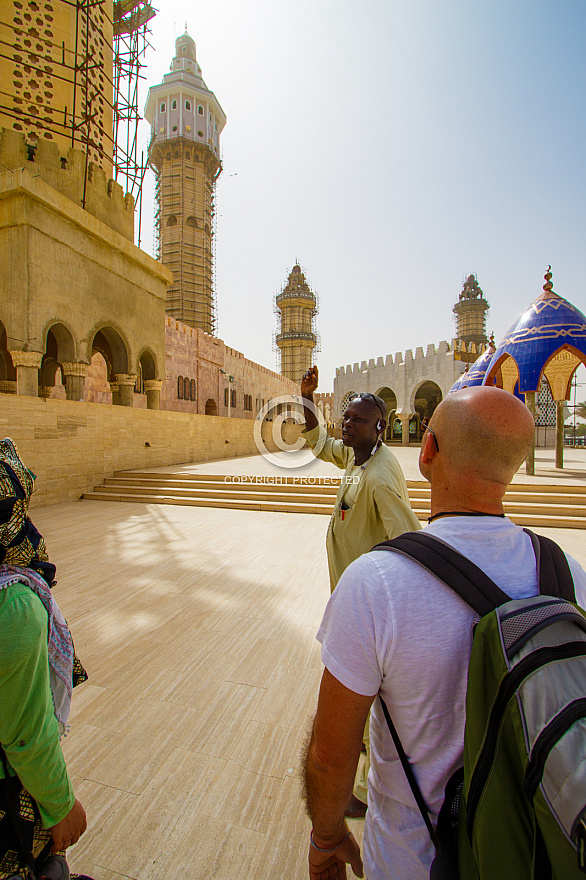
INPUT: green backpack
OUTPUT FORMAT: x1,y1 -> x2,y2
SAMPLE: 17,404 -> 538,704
373,529 -> 586,880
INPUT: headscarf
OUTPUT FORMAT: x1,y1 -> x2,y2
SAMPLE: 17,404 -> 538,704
0,438 -> 82,734
0,438 -> 55,585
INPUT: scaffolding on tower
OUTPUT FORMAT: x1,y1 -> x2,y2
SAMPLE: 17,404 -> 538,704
112,0 -> 156,244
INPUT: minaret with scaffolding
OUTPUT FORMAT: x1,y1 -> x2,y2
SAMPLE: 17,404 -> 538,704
275,263 -> 319,383
453,273 -> 489,348
145,29 -> 226,333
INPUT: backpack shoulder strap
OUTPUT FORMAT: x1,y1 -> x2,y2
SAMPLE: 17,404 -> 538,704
372,531 -> 511,617
523,529 -> 576,602
378,695 -> 437,847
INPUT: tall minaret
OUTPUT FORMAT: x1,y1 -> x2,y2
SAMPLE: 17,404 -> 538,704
145,30 -> 226,332
453,274 -> 489,348
275,264 -> 318,383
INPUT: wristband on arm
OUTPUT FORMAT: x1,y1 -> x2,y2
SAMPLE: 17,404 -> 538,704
309,829 -> 350,853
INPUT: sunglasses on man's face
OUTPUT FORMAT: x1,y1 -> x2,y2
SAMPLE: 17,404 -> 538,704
425,425 -> 440,453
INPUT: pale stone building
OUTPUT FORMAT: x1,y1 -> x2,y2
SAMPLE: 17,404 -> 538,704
0,7 -> 296,416
145,31 -> 226,333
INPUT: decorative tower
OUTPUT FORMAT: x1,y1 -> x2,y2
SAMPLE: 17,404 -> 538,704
275,264 -> 319,383
453,274 -> 489,348
145,29 -> 226,332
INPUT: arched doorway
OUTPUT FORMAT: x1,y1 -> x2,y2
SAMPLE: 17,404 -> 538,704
90,327 -> 129,379
413,381 -> 443,439
89,326 -> 132,406
205,398 -> 218,416
41,323 -> 75,399
136,350 -> 157,404
376,386 -> 398,442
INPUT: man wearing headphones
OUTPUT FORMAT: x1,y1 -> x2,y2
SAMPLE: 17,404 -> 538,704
301,366 -> 421,815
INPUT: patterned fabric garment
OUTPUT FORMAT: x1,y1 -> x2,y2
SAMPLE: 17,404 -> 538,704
0,567 -> 75,734
0,439 -> 55,586
0,779 -> 53,880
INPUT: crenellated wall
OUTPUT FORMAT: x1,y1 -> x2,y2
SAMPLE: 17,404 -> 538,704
0,129 -> 134,240
334,339 -> 485,433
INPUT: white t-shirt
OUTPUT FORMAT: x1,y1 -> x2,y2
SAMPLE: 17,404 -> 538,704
316,516 -> 586,880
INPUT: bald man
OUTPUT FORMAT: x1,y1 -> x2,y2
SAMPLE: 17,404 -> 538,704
303,386 -> 586,880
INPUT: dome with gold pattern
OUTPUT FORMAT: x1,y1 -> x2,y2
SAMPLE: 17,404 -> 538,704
484,268 -> 586,399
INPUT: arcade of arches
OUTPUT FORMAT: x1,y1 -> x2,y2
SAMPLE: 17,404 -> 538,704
340,382 -> 443,445
0,313 -> 298,420
1,320 -> 163,410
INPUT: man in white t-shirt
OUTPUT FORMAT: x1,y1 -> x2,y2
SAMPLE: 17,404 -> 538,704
303,385 -> 586,880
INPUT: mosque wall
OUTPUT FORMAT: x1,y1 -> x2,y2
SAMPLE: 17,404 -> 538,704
0,129 -> 134,239
334,339 -> 476,419
161,316 -> 298,417
1,393 -> 288,507
0,159 -> 170,386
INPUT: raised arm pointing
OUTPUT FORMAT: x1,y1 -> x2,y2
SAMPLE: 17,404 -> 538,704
301,365 -> 319,431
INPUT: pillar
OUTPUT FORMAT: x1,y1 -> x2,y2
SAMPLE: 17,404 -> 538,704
144,379 -> 163,411
556,400 -> 565,469
525,392 -> 536,476
9,351 -> 43,397
109,383 -> 120,406
115,374 -> 137,407
398,413 -> 411,446
61,362 -> 88,402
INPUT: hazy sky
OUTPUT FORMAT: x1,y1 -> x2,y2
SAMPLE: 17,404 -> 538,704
136,0 -> 586,394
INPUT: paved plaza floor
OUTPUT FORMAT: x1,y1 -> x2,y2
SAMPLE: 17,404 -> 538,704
31,447 -> 586,880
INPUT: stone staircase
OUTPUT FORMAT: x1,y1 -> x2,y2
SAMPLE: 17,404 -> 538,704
82,472 -> 586,529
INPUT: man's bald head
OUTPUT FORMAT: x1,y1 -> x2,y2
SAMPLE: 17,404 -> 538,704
427,386 -> 535,486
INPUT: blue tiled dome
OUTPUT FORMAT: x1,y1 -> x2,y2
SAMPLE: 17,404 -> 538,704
449,368 -> 467,394
484,269 -> 586,394
449,336 -> 496,393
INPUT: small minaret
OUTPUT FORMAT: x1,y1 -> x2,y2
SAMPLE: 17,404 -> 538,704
275,264 -> 318,383
145,29 -> 226,333
453,274 -> 489,348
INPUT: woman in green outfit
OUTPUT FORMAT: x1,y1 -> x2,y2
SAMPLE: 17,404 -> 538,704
0,439 -> 91,880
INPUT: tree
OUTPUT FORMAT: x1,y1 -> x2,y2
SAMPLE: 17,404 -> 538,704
576,401 -> 586,421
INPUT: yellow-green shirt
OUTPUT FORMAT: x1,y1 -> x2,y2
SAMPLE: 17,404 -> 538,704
0,582 -> 75,827
303,426 -> 422,590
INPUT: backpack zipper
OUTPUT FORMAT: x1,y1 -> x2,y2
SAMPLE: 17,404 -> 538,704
524,698 -> 586,802
466,641 -> 586,839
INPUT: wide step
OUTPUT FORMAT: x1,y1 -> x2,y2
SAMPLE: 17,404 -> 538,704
82,473 -> 586,528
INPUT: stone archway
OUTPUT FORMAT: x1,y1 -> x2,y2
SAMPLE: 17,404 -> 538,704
89,326 -> 134,406
138,349 -> 162,410
376,386 -> 398,442
41,323 -> 78,399
412,381 -> 443,440
205,398 -> 218,416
